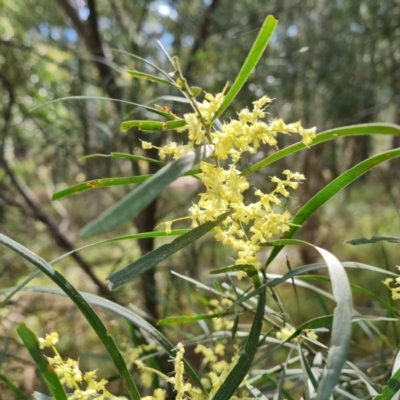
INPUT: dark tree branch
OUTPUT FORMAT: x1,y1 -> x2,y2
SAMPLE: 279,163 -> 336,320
58,0 -> 122,107
184,0 -> 220,78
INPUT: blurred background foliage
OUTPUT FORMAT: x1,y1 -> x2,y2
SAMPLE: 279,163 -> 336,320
0,0 -> 399,396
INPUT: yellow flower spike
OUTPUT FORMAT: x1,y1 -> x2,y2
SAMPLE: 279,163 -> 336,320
276,326 -> 297,342
383,277 -> 394,287
141,140 -> 153,149
38,332 -> 59,349
306,330 -> 319,341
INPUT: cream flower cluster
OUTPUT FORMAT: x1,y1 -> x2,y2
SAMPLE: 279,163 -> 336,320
136,341 -> 253,400
383,268 -> 400,300
143,92 -> 316,274
39,332 -> 126,400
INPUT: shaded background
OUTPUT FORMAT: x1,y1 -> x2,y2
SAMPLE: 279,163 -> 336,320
1,0 -> 399,396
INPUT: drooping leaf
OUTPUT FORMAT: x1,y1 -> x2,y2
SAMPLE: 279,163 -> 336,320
127,70 -> 180,88
106,212 -> 230,289
80,145 -> 213,237
264,239 -> 353,399
0,233 -> 141,400
112,49 -> 175,81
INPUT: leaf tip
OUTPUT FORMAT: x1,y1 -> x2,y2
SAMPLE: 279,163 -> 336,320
106,280 -> 114,290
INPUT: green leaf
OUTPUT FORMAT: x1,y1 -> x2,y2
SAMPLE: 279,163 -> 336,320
0,233 -> 141,400
52,175 -> 150,200
265,147 -> 400,267
80,152 -> 167,167
121,119 -> 186,132
212,15 -> 278,122
30,96 -> 176,120
242,123 -> 400,176
80,145 -> 213,237
1,285 -> 205,393
53,169 -> 200,201
0,373 -> 29,400
106,212 -> 230,289
374,366 -> 400,399
112,49 -> 175,81
157,312 -> 233,326
264,240 -> 353,399
127,70 -> 180,88
17,323 -> 68,400
347,235 -> 400,246
211,287 -> 266,400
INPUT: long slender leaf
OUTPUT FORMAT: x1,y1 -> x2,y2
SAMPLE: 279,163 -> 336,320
80,145 -> 213,237
107,212 -> 230,289
212,15 -> 278,122
0,233 -> 141,400
211,287 -> 266,400
264,239 -> 353,399
30,96 -> 175,120
266,148 -> 400,267
242,123 -> 400,176
127,70 -> 180,88
52,175 -> 150,200
157,312 -> 234,326
80,152 -> 167,167
112,49 -> 175,81
17,323 -> 68,400
347,235 -> 400,246
1,285 -> 205,392
374,366 -> 400,399
121,119 -> 186,132
0,373 -> 29,400
53,168 -> 200,200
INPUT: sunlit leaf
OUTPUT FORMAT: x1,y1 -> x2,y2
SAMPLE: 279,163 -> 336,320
121,119 -> 186,132
212,15 -> 278,122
